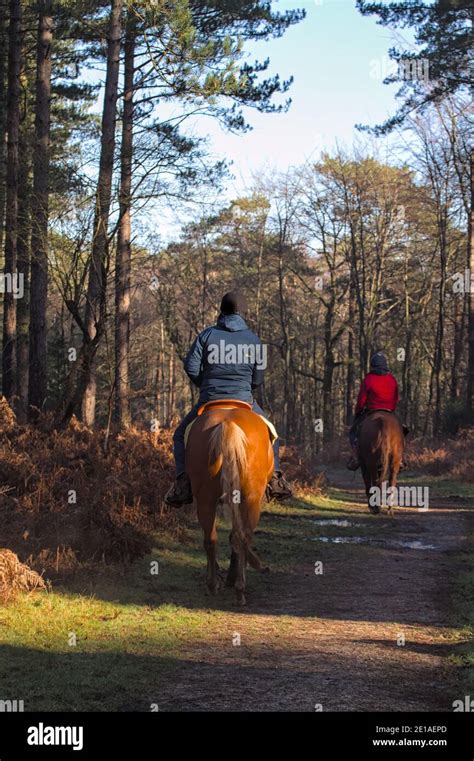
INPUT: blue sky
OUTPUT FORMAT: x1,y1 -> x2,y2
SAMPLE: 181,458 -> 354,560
124,0 -> 415,240
193,0 -> 408,197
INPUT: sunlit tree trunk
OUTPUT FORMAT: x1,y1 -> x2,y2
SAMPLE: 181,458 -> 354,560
80,0 -> 122,426
114,10 -> 135,429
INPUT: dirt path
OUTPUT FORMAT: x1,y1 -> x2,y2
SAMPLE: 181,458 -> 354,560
155,469 -> 471,712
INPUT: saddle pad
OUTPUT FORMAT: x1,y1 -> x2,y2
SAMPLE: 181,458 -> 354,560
184,410 -> 278,447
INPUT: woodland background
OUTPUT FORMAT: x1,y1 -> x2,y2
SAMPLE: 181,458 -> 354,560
0,0 -> 472,460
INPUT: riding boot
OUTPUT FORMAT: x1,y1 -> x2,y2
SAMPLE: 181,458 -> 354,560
346,457 -> 360,471
346,452 -> 360,471
164,472 -> 193,507
266,470 -> 293,501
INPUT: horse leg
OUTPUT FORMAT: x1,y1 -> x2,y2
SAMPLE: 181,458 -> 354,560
226,531 -> 238,588
245,495 -> 268,573
387,460 -> 401,517
361,462 -> 376,513
368,464 -> 381,515
233,494 -> 268,605
197,498 -> 220,595
227,495 -> 267,587
247,545 -> 269,572
231,529 -> 247,606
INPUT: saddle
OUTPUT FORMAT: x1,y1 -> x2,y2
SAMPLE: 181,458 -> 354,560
197,399 -> 252,416
184,399 -> 278,446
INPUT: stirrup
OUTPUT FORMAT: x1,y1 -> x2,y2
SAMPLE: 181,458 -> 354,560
266,472 -> 293,501
346,457 -> 360,471
164,476 -> 193,507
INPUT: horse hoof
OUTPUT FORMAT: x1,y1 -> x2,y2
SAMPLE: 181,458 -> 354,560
260,566 -> 270,574
369,506 -> 381,515
235,591 -> 246,606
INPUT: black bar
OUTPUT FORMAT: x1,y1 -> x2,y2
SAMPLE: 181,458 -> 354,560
0,712 -> 472,759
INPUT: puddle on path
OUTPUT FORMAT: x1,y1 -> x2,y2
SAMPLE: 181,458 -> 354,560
309,536 -> 437,550
310,519 -> 360,528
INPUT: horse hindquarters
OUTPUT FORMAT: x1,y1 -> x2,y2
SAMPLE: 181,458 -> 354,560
360,413 -> 404,514
191,409 -> 271,604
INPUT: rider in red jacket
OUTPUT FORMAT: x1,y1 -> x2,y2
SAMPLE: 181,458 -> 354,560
347,352 -> 399,470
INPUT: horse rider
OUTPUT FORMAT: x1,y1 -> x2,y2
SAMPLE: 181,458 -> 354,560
165,291 -> 293,506
346,351 -> 400,471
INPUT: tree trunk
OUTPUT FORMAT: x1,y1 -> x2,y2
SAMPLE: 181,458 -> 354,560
345,277 -> 355,425
28,0 -> 53,415
114,12 -> 135,429
451,291 -> 464,399
322,305 -> 335,443
468,148 -> 474,416
433,214 -> 448,435
81,0 -> 122,426
2,0 -> 21,400
0,0 -> 9,254
15,124 -> 31,423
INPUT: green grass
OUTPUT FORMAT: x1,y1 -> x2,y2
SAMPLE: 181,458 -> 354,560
401,473 -> 474,500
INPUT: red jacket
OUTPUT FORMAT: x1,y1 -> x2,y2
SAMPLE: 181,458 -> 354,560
355,372 -> 399,416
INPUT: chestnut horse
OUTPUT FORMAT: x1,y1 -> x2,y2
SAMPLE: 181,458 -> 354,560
358,411 -> 405,514
186,400 -> 274,605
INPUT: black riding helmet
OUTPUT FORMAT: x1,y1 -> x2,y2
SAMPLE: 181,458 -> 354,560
370,351 -> 389,374
220,291 -> 248,316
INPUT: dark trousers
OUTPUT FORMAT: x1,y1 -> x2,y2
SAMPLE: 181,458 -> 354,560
349,411 -> 366,448
173,400 -> 280,475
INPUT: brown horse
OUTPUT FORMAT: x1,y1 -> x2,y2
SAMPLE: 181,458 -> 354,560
358,411 -> 404,514
186,400 -> 274,605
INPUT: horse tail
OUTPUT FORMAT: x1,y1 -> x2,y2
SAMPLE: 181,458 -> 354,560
208,420 -> 248,548
378,418 -> 391,486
